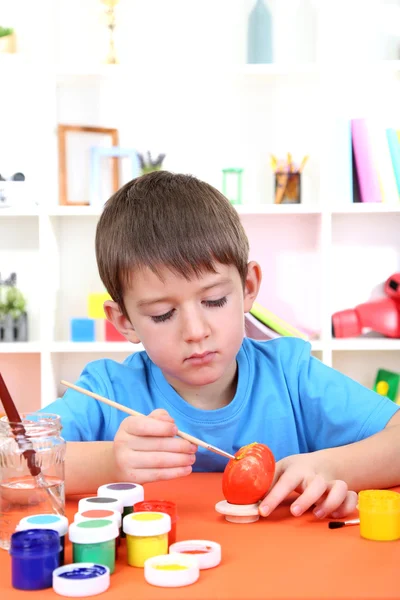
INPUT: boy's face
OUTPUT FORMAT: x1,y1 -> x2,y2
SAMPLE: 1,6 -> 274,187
105,262 -> 261,394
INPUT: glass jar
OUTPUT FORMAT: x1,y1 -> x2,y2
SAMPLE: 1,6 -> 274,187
0,413 -> 66,551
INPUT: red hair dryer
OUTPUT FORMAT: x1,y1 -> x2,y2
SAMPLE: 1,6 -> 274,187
332,273 -> 400,339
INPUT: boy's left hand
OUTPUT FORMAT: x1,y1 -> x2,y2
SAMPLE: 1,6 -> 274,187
258,453 -> 358,519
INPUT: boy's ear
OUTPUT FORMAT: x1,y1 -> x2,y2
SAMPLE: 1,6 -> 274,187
103,301 -> 141,344
243,261 -> 262,312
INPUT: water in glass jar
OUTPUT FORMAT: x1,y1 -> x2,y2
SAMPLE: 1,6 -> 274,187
0,475 -> 65,550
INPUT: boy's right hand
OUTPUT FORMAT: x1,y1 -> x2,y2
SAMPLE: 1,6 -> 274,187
113,409 -> 197,484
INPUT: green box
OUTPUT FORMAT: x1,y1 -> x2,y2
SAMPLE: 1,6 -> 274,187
373,369 -> 400,403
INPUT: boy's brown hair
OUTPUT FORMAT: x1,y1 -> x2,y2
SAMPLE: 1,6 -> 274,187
95,170 -> 249,317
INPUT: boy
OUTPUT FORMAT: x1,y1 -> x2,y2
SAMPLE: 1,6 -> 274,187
45,171 -> 400,520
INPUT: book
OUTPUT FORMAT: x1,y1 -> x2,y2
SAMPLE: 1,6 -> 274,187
245,313 -> 281,341
351,118 -> 382,203
249,302 -> 309,340
326,118 -> 353,205
368,120 -> 398,204
388,128 -> 400,198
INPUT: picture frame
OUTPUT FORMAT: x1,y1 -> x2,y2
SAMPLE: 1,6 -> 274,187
89,146 -> 140,207
57,124 -> 120,206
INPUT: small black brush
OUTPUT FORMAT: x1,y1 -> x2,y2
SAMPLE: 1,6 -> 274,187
329,518 -> 360,529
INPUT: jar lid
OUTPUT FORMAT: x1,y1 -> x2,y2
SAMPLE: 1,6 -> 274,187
358,490 -> 400,512
53,563 -> 110,597
74,509 -> 121,528
123,511 -> 171,537
97,482 -> 144,507
169,540 -> 221,570
17,514 -> 69,537
135,500 -> 177,519
69,519 -> 119,545
78,496 -> 124,514
10,529 -> 61,557
144,554 -> 199,588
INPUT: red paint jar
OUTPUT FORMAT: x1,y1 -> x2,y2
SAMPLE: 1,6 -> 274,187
134,501 -> 177,545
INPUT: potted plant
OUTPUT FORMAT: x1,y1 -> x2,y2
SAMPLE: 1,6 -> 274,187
137,151 -> 166,175
0,26 -> 16,53
0,283 -> 28,342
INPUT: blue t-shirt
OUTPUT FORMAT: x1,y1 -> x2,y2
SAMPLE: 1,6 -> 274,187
43,337 -> 398,472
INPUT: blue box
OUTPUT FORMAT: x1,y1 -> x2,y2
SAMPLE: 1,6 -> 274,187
70,318 -> 95,342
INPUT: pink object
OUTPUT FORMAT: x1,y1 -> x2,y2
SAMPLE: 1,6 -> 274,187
351,118 -> 382,203
332,273 -> 400,338
105,320 -> 126,342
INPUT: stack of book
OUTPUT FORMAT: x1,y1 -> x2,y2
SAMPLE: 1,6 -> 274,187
351,118 -> 400,204
245,302 -> 309,341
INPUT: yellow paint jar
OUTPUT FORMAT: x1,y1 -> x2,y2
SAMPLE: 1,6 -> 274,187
359,490 -> 400,541
123,511 -> 171,567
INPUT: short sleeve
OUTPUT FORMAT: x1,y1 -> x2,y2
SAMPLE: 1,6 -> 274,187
40,363 -> 111,441
295,343 -> 399,452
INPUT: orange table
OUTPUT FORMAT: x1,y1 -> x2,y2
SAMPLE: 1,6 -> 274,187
1,473 -> 399,600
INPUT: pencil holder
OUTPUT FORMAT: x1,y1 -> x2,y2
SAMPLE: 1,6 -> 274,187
274,171 -> 301,204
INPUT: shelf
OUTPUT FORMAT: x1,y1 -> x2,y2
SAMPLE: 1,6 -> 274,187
243,63 -> 319,76
330,204 -> 400,215
0,207 -> 39,217
0,342 -> 41,354
235,204 -> 321,215
49,342 -> 144,353
2,204 -> 400,218
47,206 -> 103,217
331,338 -> 400,351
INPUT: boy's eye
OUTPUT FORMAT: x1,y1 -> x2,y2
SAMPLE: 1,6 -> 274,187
151,309 -> 175,323
204,296 -> 227,308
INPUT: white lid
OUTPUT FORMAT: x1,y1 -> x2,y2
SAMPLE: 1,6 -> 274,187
17,514 -> 69,537
97,482 -> 144,507
169,540 -> 221,570
74,509 -> 121,528
69,519 -> 119,544
53,563 -> 110,597
144,554 -> 199,588
78,496 -> 123,514
123,511 -> 171,537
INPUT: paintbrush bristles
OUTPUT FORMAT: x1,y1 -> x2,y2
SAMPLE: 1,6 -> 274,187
328,518 -> 360,529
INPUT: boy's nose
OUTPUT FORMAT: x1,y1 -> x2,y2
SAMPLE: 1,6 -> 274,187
181,310 -> 210,342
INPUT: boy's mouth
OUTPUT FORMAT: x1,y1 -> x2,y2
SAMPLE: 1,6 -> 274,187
185,351 -> 216,365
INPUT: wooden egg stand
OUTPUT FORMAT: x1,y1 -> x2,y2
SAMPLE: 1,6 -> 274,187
215,500 -> 261,523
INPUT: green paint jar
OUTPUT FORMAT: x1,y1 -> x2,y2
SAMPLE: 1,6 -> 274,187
68,519 -> 119,574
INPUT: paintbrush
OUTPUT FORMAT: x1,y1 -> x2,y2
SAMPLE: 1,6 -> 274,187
60,380 -> 237,461
0,372 -> 64,515
328,518 -> 360,529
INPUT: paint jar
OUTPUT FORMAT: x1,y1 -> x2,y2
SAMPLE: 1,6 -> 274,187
169,540 -> 221,569
123,511 -> 171,568
69,519 -> 119,574
53,563 -> 110,597
0,413 -> 66,551
97,482 -> 144,520
135,500 -> 177,545
17,513 -> 69,565
97,482 -> 144,537
359,489 -> 400,541
144,553 -> 199,587
74,509 -> 122,553
10,528 -> 61,590
78,496 -> 123,515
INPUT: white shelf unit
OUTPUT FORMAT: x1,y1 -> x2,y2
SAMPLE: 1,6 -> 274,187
1,1 -> 399,410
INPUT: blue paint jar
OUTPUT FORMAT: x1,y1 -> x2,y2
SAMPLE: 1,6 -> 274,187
17,513 -> 69,564
10,528 -> 61,590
